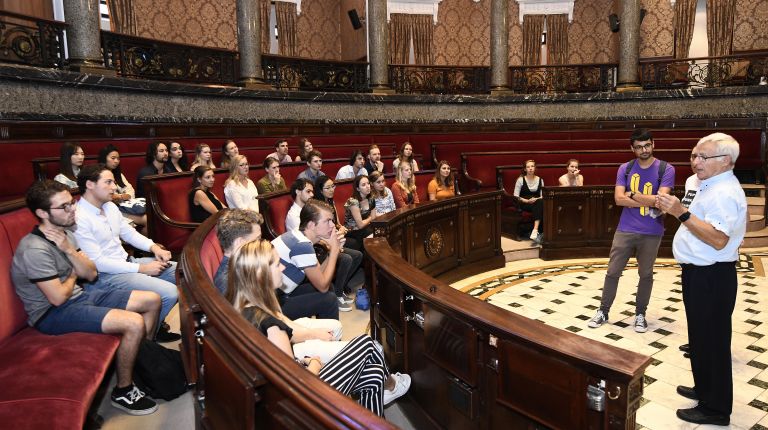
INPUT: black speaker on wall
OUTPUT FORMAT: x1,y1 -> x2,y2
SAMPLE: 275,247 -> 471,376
608,9 -> 646,33
348,9 -> 363,30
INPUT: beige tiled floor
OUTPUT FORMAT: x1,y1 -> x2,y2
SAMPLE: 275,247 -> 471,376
454,248 -> 768,430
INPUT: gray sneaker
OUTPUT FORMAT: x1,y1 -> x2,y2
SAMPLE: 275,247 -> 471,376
337,296 -> 353,312
634,314 -> 648,333
588,310 -> 608,328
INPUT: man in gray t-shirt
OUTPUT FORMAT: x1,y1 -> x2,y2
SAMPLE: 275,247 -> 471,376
10,180 -> 162,416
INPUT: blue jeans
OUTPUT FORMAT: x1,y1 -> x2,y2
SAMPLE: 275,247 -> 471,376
90,257 -> 178,323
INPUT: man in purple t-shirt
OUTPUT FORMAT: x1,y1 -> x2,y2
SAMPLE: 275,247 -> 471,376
588,129 -> 675,333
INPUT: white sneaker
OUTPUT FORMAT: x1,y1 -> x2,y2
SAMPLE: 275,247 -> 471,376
337,296 -> 353,312
529,230 -> 538,240
383,372 -> 411,405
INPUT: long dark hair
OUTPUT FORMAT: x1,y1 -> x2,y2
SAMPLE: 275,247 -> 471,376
97,144 -> 126,188
351,174 -> 371,202
59,141 -> 82,181
168,141 -> 189,171
192,165 -> 213,189
434,160 -> 454,187
313,175 -> 338,224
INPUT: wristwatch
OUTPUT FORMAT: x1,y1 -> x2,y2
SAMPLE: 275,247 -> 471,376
678,211 -> 691,223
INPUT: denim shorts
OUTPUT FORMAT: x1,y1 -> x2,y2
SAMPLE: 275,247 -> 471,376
35,287 -> 132,335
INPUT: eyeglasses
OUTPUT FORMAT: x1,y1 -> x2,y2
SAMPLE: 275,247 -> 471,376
632,143 -> 653,151
690,153 -> 728,162
49,199 -> 77,211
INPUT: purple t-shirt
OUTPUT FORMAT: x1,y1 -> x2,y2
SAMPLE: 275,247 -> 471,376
615,159 -> 675,236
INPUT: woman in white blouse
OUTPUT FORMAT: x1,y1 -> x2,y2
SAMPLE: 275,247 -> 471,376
224,155 -> 259,212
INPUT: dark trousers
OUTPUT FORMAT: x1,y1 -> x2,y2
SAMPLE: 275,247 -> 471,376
278,283 -> 339,320
681,261 -> 737,415
520,200 -> 543,233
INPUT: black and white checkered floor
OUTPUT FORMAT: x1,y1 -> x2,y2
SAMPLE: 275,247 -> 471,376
454,253 -> 768,430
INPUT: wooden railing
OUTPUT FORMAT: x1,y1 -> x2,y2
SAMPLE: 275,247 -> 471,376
262,54 -> 369,92
639,52 -> 768,90
101,30 -> 239,84
365,191 -> 651,429
389,64 -> 491,94
509,63 -> 618,94
0,10 -> 66,68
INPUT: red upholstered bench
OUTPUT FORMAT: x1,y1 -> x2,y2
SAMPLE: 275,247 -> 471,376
0,199 -> 120,429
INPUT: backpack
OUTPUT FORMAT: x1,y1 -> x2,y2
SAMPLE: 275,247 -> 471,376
623,159 -> 669,192
133,339 -> 190,401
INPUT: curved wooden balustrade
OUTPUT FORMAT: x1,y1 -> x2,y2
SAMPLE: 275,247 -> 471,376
365,191 -> 652,429
178,212 -> 396,429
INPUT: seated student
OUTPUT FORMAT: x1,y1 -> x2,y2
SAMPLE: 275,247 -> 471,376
189,165 -> 226,223
285,178 -> 314,232
74,164 -> 180,342
558,159 -> 584,186
391,142 -> 419,173
427,160 -> 456,201
12,180 -> 162,416
99,144 -> 148,233
165,141 -> 189,172
273,200 -> 362,318
220,139 -> 239,170
369,171 -> 396,215
313,175 -> 361,252
295,138 -> 313,162
53,141 -> 85,189
392,161 -> 419,208
364,144 -> 385,174
344,175 -> 377,243
256,156 -> 287,194
514,160 -> 544,242
228,240 -> 411,415
190,143 -> 216,171
224,155 -> 259,212
296,150 -> 325,182
267,139 -> 292,164
135,141 -> 169,198
215,211 -> 343,353
335,150 -> 368,180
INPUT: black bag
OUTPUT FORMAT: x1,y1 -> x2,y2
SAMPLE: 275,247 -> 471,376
133,339 -> 189,401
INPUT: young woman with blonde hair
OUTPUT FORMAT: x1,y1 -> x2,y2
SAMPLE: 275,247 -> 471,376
190,143 -> 216,170
224,155 -> 259,212
391,161 -> 419,208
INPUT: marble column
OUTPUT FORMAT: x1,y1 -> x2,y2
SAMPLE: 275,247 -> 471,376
368,0 -> 393,93
616,0 -> 642,91
63,0 -> 106,72
490,0 -> 510,94
236,0 -> 270,88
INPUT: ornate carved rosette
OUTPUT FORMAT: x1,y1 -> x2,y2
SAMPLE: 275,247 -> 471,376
262,55 -> 369,92
424,226 -> 444,258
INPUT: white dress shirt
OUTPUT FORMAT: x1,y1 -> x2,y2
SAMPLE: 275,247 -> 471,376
224,178 -> 260,212
75,198 -> 155,273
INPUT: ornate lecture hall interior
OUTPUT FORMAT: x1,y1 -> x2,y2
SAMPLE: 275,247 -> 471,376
1,0 -> 767,428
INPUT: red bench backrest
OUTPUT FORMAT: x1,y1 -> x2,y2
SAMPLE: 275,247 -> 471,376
0,201 -> 38,343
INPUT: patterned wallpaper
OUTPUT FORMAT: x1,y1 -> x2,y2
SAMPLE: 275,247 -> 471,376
296,0 -> 341,60
567,0 -> 618,64
133,0 -> 237,50
508,0 -> 524,66
734,0 -> 768,51
639,0 -> 674,58
433,0 -> 490,66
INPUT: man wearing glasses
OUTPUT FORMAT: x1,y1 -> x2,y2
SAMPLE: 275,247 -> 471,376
589,128 -> 675,333
656,133 -> 746,426
11,180 -> 161,415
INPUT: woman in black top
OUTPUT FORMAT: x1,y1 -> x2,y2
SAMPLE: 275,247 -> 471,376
227,240 -> 410,416
189,166 -> 226,222
313,175 -> 361,251
513,160 -> 544,241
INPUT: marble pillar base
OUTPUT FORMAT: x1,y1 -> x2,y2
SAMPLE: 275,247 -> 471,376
616,83 -> 643,92
490,88 -> 513,96
370,86 -> 395,95
68,62 -> 115,76
239,79 -> 273,90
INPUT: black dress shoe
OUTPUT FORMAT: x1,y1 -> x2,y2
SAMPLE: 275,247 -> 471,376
684,352 -> 690,359
676,406 -> 729,426
676,385 -> 698,400
155,325 -> 182,343
679,343 -> 690,352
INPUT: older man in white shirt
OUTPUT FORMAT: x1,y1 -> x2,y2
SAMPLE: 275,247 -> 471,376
656,133 -> 747,427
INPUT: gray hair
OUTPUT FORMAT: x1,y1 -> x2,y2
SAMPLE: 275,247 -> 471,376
696,133 -> 739,166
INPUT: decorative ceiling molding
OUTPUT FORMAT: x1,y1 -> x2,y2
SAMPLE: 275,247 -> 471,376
515,0 -> 575,24
387,0 -> 443,24
276,0 -> 302,15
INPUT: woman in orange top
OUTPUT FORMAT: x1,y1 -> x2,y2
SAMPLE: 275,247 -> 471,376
427,160 -> 455,201
391,162 -> 419,208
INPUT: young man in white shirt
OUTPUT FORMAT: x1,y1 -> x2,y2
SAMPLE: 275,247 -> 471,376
75,164 -> 180,342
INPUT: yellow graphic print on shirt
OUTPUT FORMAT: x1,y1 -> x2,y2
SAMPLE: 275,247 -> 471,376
629,173 -> 653,216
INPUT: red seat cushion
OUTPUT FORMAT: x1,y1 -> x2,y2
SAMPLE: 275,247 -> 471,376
0,328 -> 119,430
